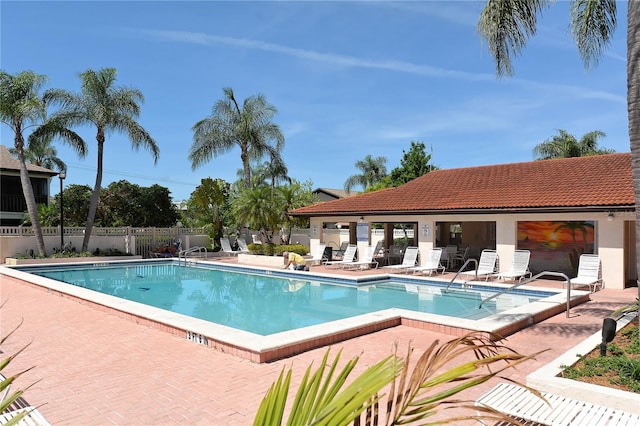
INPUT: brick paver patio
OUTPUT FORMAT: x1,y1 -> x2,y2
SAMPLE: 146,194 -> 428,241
0,263 -> 637,425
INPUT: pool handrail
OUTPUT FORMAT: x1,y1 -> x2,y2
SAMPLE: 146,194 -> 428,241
444,258 -> 478,292
478,271 -> 572,317
178,246 -> 208,265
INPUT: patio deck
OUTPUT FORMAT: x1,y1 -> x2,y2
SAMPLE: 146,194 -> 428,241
0,259 -> 637,425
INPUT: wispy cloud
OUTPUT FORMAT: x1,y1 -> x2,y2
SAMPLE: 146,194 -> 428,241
134,28 -> 496,82
133,28 -> 624,103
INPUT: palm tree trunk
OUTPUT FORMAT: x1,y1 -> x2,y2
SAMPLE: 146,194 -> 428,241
82,139 -> 104,251
627,0 -> 640,337
16,148 -> 46,256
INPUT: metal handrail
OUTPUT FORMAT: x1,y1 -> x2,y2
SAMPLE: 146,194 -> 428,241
178,246 -> 207,266
478,271 -> 572,317
444,258 -> 478,292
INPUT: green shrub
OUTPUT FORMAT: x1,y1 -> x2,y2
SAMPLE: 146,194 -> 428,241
246,243 -> 308,256
274,244 -> 308,256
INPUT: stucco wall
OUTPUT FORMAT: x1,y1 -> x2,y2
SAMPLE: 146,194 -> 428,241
310,212 -> 633,290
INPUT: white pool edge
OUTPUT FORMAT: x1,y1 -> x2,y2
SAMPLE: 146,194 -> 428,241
1,260 -> 591,363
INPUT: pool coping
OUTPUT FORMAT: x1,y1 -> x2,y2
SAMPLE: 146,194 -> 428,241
0,259 -> 591,363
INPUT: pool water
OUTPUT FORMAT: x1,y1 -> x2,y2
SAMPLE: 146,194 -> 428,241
27,263 -> 544,336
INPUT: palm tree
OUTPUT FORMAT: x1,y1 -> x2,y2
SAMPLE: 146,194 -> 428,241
533,129 -> 614,159
190,177 -> 230,248
0,70 -> 85,256
190,87 -> 285,189
254,333 -> 543,425
344,154 -> 388,194
477,0 -> 639,333
9,132 -> 67,172
233,185 -> 283,243
255,157 -> 292,188
45,68 -> 159,252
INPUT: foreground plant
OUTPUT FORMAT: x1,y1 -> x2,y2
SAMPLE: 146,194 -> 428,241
1,307 -> 36,425
254,332 -> 546,425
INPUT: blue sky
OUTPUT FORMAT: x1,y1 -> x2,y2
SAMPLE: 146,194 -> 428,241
1,1 -> 629,202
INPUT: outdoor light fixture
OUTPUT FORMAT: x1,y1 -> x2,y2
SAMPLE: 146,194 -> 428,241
607,211 -> 615,222
359,216 -> 364,223
600,317 -> 617,356
59,169 -> 66,249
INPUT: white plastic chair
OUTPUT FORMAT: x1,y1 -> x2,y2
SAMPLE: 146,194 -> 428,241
323,244 -> 357,268
383,247 -> 419,273
495,250 -> 531,283
410,248 -> 445,276
566,254 -> 603,292
461,249 -> 497,281
310,243 -> 327,265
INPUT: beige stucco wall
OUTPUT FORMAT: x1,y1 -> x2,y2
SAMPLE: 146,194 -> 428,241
309,212 -> 632,290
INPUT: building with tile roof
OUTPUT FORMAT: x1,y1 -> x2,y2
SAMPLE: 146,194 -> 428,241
291,154 -> 636,290
312,188 -> 360,202
0,144 -> 59,225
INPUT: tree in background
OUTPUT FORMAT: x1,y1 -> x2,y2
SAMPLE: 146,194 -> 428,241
190,87 -> 285,189
45,67 -> 159,252
36,184 -> 91,227
57,184 -> 92,227
387,141 -> 438,187
344,154 -> 388,194
0,70 -> 85,256
533,129 -> 614,159
233,185 -> 283,243
477,0 -> 639,333
186,177 -> 232,249
100,181 -> 178,227
278,180 -> 316,244
9,132 -> 67,172
252,159 -> 292,188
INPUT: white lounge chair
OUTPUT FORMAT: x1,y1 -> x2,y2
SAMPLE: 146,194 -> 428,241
236,238 -> 251,253
566,254 -> 603,292
476,382 -> 640,426
410,248 -> 445,276
382,246 -> 419,273
461,249 -> 497,281
495,249 -> 531,283
343,245 -> 379,270
0,406 -> 52,426
220,238 -> 239,256
310,243 -> 327,265
323,244 -> 357,268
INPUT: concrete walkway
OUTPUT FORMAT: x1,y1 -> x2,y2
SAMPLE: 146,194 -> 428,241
0,264 -> 637,425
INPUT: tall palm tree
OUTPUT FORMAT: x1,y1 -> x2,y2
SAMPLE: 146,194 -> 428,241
190,87 -> 285,189
0,70 -> 85,256
344,154 -> 388,194
9,133 -> 67,171
45,68 -> 159,252
477,0 -> 639,330
253,158 -> 292,188
533,129 -> 614,159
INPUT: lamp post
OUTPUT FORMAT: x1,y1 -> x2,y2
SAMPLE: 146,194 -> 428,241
59,170 -> 66,249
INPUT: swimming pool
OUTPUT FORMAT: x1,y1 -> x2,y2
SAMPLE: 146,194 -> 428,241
1,259 -> 590,362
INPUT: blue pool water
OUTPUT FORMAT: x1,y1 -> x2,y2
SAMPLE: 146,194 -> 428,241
24,262 -> 549,336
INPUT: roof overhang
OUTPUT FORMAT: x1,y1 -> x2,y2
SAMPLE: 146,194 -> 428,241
289,205 -> 636,217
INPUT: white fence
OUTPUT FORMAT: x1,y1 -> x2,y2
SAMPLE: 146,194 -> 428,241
0,226 -> 314,262
0,226 -> 209,262
0,226 -> 408,262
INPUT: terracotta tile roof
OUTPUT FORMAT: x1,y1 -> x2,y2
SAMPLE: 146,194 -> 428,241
292,153 -> 635,216
0,144 -> 58,174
